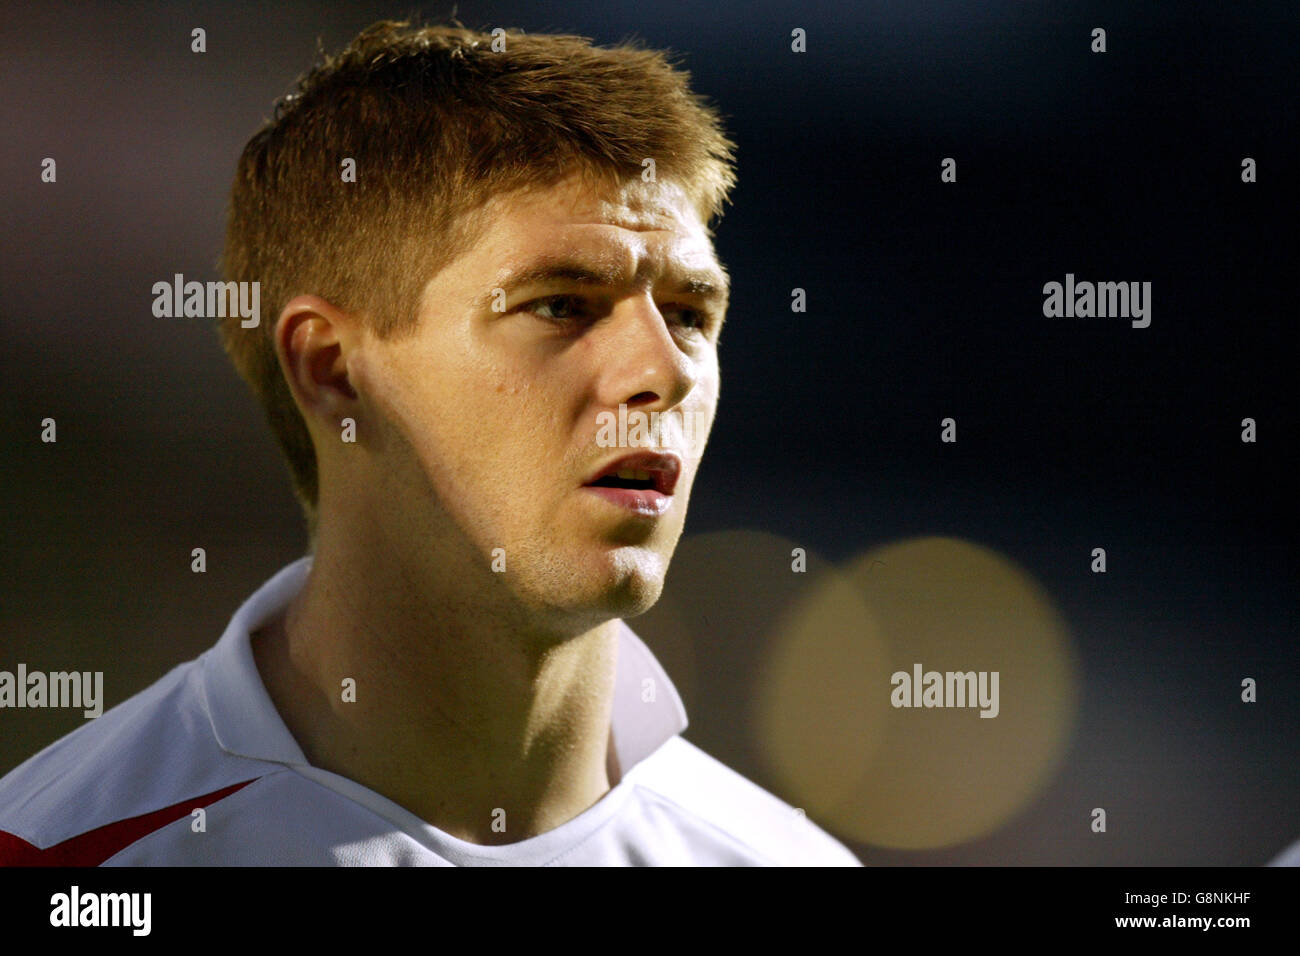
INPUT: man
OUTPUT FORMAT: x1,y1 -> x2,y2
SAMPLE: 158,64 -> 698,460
0,21 -> 859,865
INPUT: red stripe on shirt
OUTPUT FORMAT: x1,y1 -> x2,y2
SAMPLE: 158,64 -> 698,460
0,778 -> 258,866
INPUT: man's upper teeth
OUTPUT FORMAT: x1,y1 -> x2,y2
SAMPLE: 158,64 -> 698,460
616,467 -> 652,481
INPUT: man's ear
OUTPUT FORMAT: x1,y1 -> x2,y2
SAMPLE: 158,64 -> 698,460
274,295 -> 361,425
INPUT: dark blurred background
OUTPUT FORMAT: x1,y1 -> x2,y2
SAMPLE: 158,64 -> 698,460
1,0 -> 1295,864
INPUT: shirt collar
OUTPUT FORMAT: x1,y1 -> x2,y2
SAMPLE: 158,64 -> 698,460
202,557 -> 688,774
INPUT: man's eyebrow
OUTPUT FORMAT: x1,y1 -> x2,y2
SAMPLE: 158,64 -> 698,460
481,256 -> 731,309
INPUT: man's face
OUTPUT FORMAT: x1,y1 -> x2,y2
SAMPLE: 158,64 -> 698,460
351,173 -> 727,628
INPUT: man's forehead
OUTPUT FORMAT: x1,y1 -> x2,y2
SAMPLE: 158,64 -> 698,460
582,178 -> 697,230
473,176 -> 724,279
500,174 -> 697,227
419,174 -> 728,312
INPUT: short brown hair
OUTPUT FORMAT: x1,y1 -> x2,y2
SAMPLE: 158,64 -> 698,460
217,20 -> 737,537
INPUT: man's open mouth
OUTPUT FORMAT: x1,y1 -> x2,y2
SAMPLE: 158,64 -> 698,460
582,453 -> 681,495
588,469 -> 657,491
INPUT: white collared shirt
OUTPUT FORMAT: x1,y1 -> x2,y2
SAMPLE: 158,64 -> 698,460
0,559 -> 860,866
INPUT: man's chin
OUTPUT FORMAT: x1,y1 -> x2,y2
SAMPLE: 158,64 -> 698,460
591,570 -> 665,620
530,547 -> 668,625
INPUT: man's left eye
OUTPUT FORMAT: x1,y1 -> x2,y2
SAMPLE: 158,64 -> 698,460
663,305 -> 707,331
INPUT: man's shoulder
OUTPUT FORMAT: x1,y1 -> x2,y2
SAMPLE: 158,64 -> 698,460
629,735 -> 862,866
0,655 -> 269,864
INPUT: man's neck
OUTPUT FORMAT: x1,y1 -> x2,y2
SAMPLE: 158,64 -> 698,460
250,538 -> 621,846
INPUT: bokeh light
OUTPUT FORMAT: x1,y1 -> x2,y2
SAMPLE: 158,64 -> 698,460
754,535 -> 1080,849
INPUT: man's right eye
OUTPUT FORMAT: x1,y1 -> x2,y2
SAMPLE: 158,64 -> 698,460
521,295 -> 590,323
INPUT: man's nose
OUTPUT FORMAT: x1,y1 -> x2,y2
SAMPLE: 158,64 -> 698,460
594,294 -> 699,413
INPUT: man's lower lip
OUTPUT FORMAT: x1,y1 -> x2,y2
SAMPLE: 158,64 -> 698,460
581,486 -> 673,516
